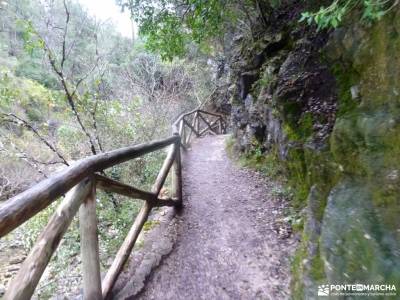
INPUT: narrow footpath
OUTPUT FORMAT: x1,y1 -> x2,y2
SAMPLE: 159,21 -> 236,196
127,135 -> 297,300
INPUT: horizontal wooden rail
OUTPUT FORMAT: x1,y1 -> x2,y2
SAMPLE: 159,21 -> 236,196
0,136 -> 179,237
95,174 -> 155,201
1,108 -> 226,299
197,109 -> 225,118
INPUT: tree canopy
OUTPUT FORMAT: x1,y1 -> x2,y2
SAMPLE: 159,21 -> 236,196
116,0 -> 239,60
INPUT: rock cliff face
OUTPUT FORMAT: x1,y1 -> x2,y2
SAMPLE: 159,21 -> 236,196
226,2 -> 400,297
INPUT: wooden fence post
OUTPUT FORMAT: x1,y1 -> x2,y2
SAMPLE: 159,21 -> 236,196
171,135 -> 183,206
218,117 -> 222,134
152,144 -> 178,195
2,109 -> 226,299
79,179 -> 102,300
186,112 -> 199,144
4,179 -> 92,300
101,202 -> 152,299
195,113 -> 200,133
178,119 -> 184,136
182,125 -> 187,146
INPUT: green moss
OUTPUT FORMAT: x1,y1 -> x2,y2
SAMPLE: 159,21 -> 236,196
299,113 -> 313,139
330,114 -> 367,176
282,102 -> 303,126
226,135 -> 284,178
306,151 -> 341,220
250,63 -> 277,100
331,109 -> 400,235
291,231 -> 327,299
326,58 -> 360,118
285,148 -> 309,208
250,76 -> 264,100
291,234 -> 308,300
135,240 -> 145,249
283,123 -> 297,141
280,112 -> 317,209
320,178 -> 400,284
283,112 -> 313,142
143,220 -> 160,232
240,147 -> 283,178
225,135 -> 236,158
233,9 -> 400,294
309,250 -> 325,281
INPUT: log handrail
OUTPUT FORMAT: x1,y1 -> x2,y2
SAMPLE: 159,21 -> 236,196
0,136 -> 179,237
0,109 -> 226,300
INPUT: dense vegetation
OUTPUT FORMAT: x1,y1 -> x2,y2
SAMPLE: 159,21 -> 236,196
114,0 -> 397,60
0,0 -> 214,296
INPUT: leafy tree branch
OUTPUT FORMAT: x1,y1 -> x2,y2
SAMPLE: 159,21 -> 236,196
300,0 -> 399,29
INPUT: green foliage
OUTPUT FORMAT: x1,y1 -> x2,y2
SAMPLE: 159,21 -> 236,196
117,0 -> 234,60
17,19 -> 45,55
96,192 -> 141,256
226,136 -> 284,178
0,0 -> 204,296
0,72 -> 18,108
141,12 -> 189,60
18,201 -> 58,249
300,0 -> 397,29
0,68 -> 58,119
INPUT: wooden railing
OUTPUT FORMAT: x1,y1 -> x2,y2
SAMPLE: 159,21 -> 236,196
172,109 -> 226,145
0,109 -> 226,300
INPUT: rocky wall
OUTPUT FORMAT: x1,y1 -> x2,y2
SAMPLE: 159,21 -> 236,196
227,3 -> 400,298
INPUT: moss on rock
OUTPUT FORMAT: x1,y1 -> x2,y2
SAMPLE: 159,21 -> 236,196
229,3 -> 400,298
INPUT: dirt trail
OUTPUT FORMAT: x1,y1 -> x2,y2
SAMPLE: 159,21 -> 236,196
129,135 -> 297,300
